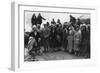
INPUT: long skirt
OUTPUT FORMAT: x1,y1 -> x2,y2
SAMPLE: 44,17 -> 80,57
73,39 -> 80,52
80,40 -> 88,56
62,38 -> 68,51
67,36 -> 73,53
43,37 -> 49,52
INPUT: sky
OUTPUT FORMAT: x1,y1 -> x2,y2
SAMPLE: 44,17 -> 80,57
25,11 -> 90,32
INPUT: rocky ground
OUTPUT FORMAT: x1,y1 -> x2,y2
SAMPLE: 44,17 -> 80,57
24,48 -> 85,61
35,51 -> 84,61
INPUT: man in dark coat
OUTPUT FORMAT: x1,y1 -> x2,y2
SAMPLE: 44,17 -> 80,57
49,25 -> 56,52
51,18 -> 56,25
57,19 -> 62,25
36,13 -> 46,25
62,27 -> 69,51
55,24 -> 63,49
77,18 -> 82,27
70,15 -> 76,27
31,13 -> 37,26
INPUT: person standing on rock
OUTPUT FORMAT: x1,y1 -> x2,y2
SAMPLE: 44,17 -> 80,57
31,13 -> 37,27
37,13 -> 46,26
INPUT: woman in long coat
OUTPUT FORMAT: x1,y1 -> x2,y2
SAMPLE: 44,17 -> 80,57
73,26 -> 81,55
67,26 -> 74,53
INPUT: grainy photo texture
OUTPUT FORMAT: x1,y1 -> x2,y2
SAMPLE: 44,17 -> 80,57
24,11 -> 90,61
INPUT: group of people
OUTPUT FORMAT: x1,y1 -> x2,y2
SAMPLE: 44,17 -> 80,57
24,13 -> 90,61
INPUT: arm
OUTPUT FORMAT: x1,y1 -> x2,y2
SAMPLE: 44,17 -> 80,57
41,16 -> 46,20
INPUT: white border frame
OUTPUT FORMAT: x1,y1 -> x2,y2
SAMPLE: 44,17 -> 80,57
11,2 -> 97,71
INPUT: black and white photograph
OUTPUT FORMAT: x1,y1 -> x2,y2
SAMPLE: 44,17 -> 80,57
10,2 -> 98,71
24,10 -> 90,61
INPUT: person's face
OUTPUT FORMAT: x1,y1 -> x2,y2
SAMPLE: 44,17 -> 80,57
81,26 -> 84,30
76,27 -> 79,31
39,13 -> 41,16
44,25 -> 47,28
65,28 -> 68,32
